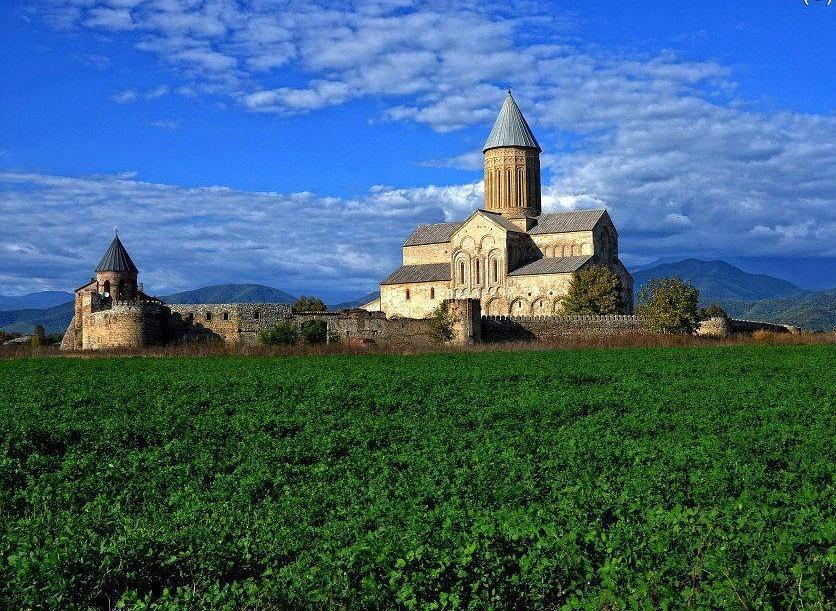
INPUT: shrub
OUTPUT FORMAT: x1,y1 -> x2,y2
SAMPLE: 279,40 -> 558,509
292,296 -> 326,313
636,276 -> 701,334
300,319 -> 327,344
426,302 -> 454,343
700,303 -> 729,320
258,322 -> 297,346
561,265 -> 624,314
31,325 -> 46,347
753,329 -> 776,344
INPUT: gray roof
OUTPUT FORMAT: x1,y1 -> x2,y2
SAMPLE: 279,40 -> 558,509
96,235 -> 138,273
528,209 -> 607,235
404,222 -> 463,246
508,256 -> 592,276
483,92 -> 541,152
381,263 -> 451,285
480,210 -> 523,233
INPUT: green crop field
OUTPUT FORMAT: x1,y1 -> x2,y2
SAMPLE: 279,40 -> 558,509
1,345 -> 834,609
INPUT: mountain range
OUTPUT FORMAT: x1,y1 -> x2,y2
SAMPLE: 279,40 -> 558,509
2,261 -> 834,335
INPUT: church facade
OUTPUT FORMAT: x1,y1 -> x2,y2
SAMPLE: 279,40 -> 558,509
376,92 -> 633,318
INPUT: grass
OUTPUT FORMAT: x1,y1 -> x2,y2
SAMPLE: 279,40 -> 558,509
1,344 -> 834,609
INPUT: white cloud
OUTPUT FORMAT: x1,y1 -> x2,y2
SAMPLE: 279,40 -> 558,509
111,88 -> 138,103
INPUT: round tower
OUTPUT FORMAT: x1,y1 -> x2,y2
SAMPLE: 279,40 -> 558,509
95,232 -> 139,300
482,91 -> 542,220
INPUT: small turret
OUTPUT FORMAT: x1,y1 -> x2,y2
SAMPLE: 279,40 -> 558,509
95,232 -> 138,300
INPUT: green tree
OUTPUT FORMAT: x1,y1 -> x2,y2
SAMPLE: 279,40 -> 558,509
299,319 -> 327,344
258,322 -> 297,346
699,303 -> 729,320
561,265 -> 623,315
292,296 -> 326,313
637,276 -> 701,334
426,302 -> 455,343
31,325 -> 46,347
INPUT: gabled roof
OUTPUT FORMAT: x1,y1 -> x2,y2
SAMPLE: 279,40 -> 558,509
381,263 -> 451,285
528,209 -> 609,235
478,210 -> 523,233
483,91 -> 541,152
96,235 -> 138,273
508,255 -> 592,276
403,222 -> 463,247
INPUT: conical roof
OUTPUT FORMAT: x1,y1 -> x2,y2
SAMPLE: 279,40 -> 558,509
483,91 -> 541,152
96,235 -> 138,273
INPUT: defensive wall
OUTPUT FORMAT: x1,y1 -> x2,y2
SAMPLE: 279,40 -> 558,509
481,314 -> 642,342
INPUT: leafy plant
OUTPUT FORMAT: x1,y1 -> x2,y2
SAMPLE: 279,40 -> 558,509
637,276 -> 701,334
561,265 -> 624,314
299,319 -> 327,344
292,296 -> 326,313
426,301 -> 454,343
30,325 -> 46,347
258,322 -> 297,345
700,303 -> 729,320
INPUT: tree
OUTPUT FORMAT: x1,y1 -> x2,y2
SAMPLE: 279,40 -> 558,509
292,296 -> 326,313
258,322 -> 297,346
636,276 -> 701,334
300,319 -> 327,344
31,325 -> 46,347
699,303 -> 729,320
426,302 -> 455,343
561,265 -> 623,315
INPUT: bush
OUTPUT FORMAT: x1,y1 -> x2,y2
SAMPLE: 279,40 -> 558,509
31,325 -> 46,347
636,276 -> 700,334
700,303 -> 729,320
753,329 -> 776,344
300,319 -> 327,344
561,265 -> 624,314
426,302 -> 454,343
258,322 -> 297,346
292,296 -> 326,313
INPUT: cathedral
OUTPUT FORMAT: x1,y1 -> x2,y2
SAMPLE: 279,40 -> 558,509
375,91 -> 633,318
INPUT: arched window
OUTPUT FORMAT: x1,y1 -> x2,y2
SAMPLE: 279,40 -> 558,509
405,289 -> 410,300
506,169 -> 512,206
459,261 -> 466,284
492,259 -> 498,283
518,168 -> 525,207
102,280 -> 110,296
222,312 -> 229,321
475,259 -> 481,284
206,312 -> 212,321
430,287 -> 435,299
118,279 -> 126,298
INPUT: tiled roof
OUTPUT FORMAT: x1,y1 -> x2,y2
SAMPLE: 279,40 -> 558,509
483,92 -> 541,152
528,209 -> 607,235
508,256 -> 592,276
96,235 -> 138,273
403,222 -> 463,246
480,210 -> 523,233
381,263 -> 451,285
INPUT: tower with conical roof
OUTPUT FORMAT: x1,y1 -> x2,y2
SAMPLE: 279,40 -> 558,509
95,232 -> 139,300
483,91 -> 542,225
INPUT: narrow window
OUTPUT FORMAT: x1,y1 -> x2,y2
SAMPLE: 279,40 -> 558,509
460,261 -> 466,283
430,287 -> 435,299
475,259 -> 481,284
103,280 -> 110,296
222,312 -> 229,321
253,310 -> 259,320
492,259 -> 498,283
405,289 -> 410,300
206,312 -> 212,321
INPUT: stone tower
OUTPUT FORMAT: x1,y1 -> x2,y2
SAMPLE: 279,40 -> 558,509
95,233 -> 139,300
482,91 -> 542,226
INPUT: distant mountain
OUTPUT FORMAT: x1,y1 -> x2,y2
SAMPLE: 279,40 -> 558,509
0,302 -> 74,335
0,291 -> 73,311
162,284 -> 296,305
330,291 -> 380,310
632,259 -> 805,302
719,290 -> 836,332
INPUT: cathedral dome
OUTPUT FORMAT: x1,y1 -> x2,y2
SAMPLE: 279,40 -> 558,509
482,91 -> 541,152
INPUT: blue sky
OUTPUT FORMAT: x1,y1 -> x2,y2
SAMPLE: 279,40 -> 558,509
1,0 -> 834,301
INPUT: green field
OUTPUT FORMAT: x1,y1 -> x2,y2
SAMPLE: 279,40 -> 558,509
1,346 -> 834,609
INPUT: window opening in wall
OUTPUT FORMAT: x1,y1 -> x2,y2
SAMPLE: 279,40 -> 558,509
103,280 -> 110,296
223,312 -> 229,321
459,261 -> 466,283
492,260 -> 498,282
405,289 -> 410,300
206,312 -> 212,321
475,259 -> 480,283
253,310 -> 259,320
430,287 -> 435,299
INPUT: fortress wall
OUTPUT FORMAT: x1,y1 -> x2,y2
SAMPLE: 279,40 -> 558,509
481,314 -> 644,342
166,303 -> 293,345
82,302 -> 163,350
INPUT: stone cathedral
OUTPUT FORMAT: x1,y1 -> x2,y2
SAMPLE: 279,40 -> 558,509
376,91 -> 633,318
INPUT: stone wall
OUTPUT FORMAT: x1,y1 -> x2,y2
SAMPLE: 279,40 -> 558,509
82,301 -> 164,349
166,303 -> 292,345
482,314 -> 644,342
